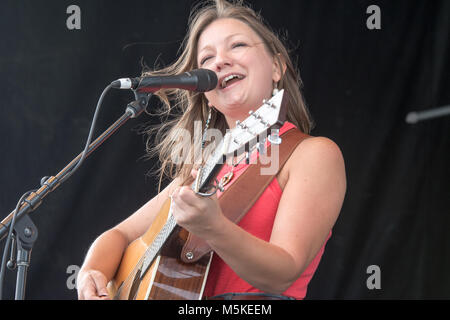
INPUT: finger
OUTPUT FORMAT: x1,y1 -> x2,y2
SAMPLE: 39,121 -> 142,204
82,281 -> 99,300
178,186 -> 194,200
179,186 -> 205,209
171,191 -> 191,213
77,281 -> 84,300
191,169 -> 198,179
90,272 -> 109,297
85,294 -> 104,300
78,273 -> 96,300
170,186 -> 181,198
77,288 -> 84,300
170,186 -> 186,202
77,273 -> 85,300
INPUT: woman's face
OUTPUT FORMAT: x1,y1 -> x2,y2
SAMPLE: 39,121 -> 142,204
197,18 -> 281,127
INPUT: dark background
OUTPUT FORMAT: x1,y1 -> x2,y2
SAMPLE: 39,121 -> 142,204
0,0 -> 449,300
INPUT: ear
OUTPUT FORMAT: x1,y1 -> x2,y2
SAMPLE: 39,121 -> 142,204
272,53 -> 287,83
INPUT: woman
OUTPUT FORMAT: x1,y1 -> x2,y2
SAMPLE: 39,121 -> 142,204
77,0 -> 346,300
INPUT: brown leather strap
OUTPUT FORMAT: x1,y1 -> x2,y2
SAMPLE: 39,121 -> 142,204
180,128 -> 311,263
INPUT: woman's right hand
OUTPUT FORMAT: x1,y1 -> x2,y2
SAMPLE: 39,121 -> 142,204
77,269 -> 110,300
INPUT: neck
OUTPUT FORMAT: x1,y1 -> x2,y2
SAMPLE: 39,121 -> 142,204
224,114 -> 246,129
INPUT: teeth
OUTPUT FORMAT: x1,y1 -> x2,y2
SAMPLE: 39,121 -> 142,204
221,74 -> 242,88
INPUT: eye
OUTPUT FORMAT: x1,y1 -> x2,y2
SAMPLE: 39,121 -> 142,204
232,42 -> 247,49
200,55 -> 213,66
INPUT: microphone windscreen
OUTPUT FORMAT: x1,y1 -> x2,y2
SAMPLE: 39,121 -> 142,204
190,69 -> 218,92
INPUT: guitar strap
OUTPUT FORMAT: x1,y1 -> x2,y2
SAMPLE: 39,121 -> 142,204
180,127 -> 311,263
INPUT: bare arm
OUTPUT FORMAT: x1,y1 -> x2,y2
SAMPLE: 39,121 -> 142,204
172,137 -> 346,293
77,178 -> 180,299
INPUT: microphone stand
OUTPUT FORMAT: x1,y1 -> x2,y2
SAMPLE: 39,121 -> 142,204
0,89 -> 151,299
405,104 -> 450,123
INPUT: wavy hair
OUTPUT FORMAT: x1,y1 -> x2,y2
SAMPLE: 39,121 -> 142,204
144,0 -> 313,190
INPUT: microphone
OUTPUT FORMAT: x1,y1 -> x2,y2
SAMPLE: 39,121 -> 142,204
111,69 -> 218,93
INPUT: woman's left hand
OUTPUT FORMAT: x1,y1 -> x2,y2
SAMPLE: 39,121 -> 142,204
170,170 -> 225,240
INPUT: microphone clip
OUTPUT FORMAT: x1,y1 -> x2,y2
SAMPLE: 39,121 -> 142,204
126,90 -> 151,118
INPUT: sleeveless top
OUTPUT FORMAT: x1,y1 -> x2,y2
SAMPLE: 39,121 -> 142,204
203,122 -> 331,300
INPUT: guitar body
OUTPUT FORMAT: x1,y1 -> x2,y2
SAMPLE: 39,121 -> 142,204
106,90 -> 287,300
107,198 -> 212,300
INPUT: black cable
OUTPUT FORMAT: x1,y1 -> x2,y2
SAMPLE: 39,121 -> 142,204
59,83 -> 113,183
0,83 -> 113,300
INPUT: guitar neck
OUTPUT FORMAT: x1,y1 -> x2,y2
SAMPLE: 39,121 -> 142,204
139,89 -> 287,278
195,138 -> 227,194
139,211 -> 178,279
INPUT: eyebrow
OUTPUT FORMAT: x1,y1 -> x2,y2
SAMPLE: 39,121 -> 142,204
198,33 -> 249,54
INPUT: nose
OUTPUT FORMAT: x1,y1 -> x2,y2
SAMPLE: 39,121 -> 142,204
213,49 -> 233,72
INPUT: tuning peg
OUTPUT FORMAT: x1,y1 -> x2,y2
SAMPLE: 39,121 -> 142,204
268,128 -> 282,145
251,112 -> 261,120
257,139 -> 266,155
250,112 -> 268,126
236,120 -> 248,130
262,98 -> 276,109
259,118 -> 269,127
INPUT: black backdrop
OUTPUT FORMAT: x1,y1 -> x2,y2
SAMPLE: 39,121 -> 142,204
0,0 -> 449,300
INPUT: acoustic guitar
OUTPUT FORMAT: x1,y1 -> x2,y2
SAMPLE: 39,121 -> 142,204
107,90 -> 286,300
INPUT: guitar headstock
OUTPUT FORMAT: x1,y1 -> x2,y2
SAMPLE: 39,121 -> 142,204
193,89 -> 287,195
221,89 -> 287,157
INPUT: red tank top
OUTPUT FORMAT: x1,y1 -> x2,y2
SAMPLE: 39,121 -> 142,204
203,122 -> 331,300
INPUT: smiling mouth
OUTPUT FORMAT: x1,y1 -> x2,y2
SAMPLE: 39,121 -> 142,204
220,74 -> 245,89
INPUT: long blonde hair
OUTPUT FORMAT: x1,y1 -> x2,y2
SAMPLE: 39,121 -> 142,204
144,0 -> 313,189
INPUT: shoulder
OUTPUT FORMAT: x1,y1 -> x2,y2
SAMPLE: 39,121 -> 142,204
293,136 -> 344,161
285,135 -> 346,184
